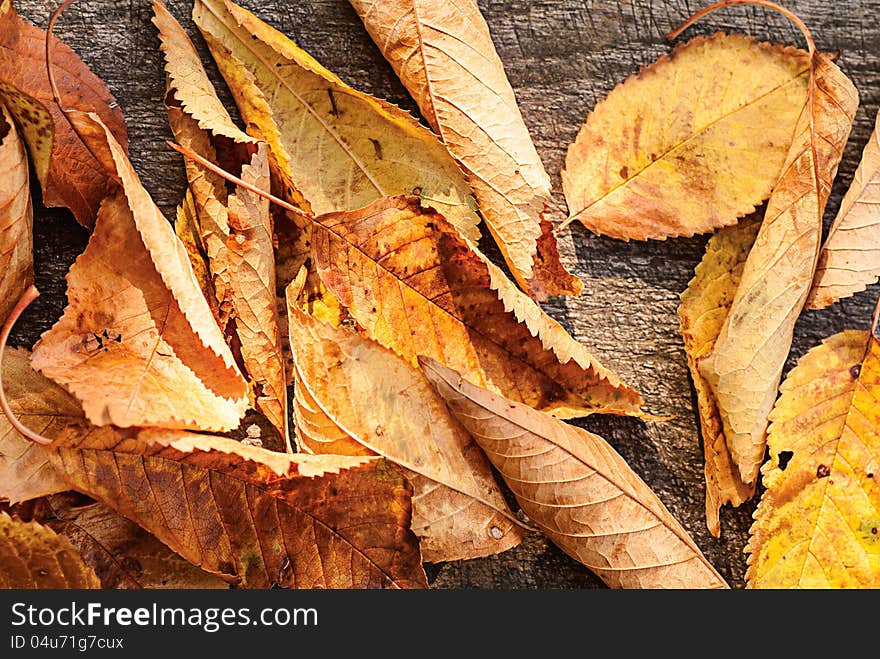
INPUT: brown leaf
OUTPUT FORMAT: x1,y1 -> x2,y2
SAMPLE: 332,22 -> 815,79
679,216 -> 761,536
174,188 -> 218,320
420,357 -> 727,589
0,347 -> 81,504
44,497 -> 228,589
0,0 -> 128,227
562,33 -> 810,240
310,195 -> 642,418
699,53 -> 858,485
156,1 -> 289,447
0,102 -> 32,325
347,0 -> 579,299
0,510 -> 99,588
808,110 -> 880,309
47,426 -> 427,589
286,275 -> 522,562
31,114 -> 249,431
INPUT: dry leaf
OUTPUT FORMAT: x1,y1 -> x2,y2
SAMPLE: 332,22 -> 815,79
808,111 -> 880,309
747,329 -> 880,588
31,114 -> 249,431
0,347 -> 82,504
47,426 -> 427,589
310,195 -> 641,418
0,102 -> 32,325
699,52 -> 858,485
0,0 -> 127,227
0,511 -> 99,588
191,0 -> 480,241
562,33 -> 810,240
679,216 -> 761,536
174,188 -> 217,318
43,497 -> 228,589
286,275 -> 523,562
420,357 -> 727,589
348,0 -> 580,299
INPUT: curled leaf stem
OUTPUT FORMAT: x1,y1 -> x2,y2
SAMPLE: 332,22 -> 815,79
0,286 -> 54,445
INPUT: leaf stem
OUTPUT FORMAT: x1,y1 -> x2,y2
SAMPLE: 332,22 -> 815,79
0,286 -> 54,445
668,0 -> 816,55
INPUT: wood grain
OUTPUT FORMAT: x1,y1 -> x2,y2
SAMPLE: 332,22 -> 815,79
10,0 -> 880,589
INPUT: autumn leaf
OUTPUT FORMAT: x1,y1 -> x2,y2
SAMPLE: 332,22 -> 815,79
174,188 -> 217,318
699,50 -> 858,485
808,110 -> 880,309
679,215 -> 761,536
286,274 -> 523,562
309,195 -> 642,418
0,102 -> 33,325
420,357 -> 727,588
36,496 -> 229,589
0,511 -> 99,588
46,426 -> 427,589
0,0 -> 127,227
562,33 -> 810,240
0,347 -> 81,505
31,114 -> 250,431
347,0 -> 580,299
192,0 -> 480,243
747,329 -> 880,588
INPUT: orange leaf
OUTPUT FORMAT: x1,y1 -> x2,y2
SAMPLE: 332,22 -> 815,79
0,102 -> 32,325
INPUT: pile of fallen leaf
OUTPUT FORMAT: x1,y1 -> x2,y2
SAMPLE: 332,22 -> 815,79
0,0 -> 878,590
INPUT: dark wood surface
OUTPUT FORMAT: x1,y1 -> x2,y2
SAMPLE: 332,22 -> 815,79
11,0 -> 880,589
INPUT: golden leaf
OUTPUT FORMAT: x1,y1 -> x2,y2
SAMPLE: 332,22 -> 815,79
310,196 -> 641,418
420,357 -> 727,589
699,53 -> 858,485
47,426 -> 427,589
286,276 -> 523,562
0,511 -> 99,588
348,0 -> 580,299
31,115 -> 249,431
0,102 -> 32,325
808,111 -> 880,309
747,329 -> 880,588
562,33 -> 810,240
679,216 -> 761,536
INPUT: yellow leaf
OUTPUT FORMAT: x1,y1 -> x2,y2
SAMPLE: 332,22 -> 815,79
0,102 -> 32,325
421,357 -> 727,589
286,276 -> 523,562
310,196 -> 641,418
0,511 -> 100,588
192,0 -> 480,243
348,0 -> 580,299
562,33 -> 810,240
679,215 -> 761,536
699,52 -> 858,485
31,115 -> 249,431
808,111 -> 880,309
747,329 -> 880,588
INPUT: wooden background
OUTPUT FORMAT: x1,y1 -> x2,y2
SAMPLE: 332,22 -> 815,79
11,0 -> 880,589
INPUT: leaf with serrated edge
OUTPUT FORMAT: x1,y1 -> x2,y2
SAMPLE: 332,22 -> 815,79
286,274 -> 522,562
348,0 -> 579,299
0,0 -> 127,227
192,0 -> 480,243
420,357 -> 727,589
0,103 -> 32,325
47,426 -> 427,589
0,511 -> 100,588
563,33 -> 810,241
32,114 -> 249,431
679,216 -> 761,536
808,111 -> 880,309
0,348 -> 82,504
747,330 -> 880,588
700,53 -> 858,485
311,195 -> 641,418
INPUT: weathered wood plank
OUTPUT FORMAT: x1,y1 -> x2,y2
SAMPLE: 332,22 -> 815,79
10,0 -> 880,588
